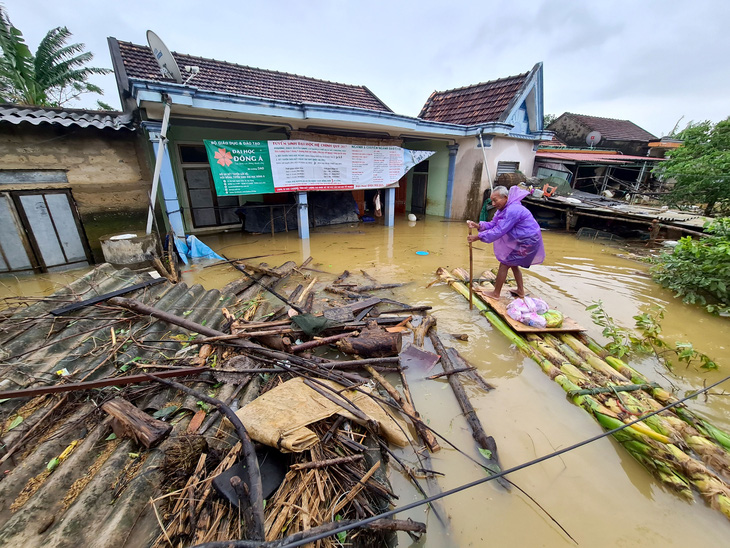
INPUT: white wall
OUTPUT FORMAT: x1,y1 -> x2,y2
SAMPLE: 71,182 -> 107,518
450,135 -> 537,219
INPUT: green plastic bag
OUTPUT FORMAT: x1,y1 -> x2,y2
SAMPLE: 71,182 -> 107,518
542,309 -> 564,328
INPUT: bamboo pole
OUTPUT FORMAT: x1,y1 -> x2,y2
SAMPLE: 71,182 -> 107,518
438,265 -> 730,518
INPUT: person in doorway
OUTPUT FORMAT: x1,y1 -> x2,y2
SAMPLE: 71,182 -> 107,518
467,185 -> 545,299
478,187 -> 493,222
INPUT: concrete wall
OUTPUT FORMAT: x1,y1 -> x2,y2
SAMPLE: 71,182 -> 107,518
548,116 -> 589,148
0,124 -> 150,261
451,135 -> 537,220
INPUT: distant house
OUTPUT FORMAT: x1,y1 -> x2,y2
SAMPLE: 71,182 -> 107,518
109,36 -> 552,238
548,113 -> 656,156
0,104 -> 147,273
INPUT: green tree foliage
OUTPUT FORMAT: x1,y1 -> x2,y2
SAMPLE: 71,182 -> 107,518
655,118 -> 730,216
0,6 -> 110,107
650,217 -> 730,315
543,113 -> 557,128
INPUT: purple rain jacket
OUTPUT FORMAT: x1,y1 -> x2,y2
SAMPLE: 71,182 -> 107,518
476,186 -> 545,268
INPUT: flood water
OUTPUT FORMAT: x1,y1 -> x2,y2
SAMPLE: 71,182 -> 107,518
2,216 -> 729,546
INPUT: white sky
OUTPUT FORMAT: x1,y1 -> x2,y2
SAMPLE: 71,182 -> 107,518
5,0 -> 729,137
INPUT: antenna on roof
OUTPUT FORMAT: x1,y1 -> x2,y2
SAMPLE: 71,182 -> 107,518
586,131 -> 602,149
146,30 -> 183,84
183,65 -> 200,85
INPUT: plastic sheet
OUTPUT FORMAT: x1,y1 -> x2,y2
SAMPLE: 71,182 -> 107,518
234,377 -> 410,452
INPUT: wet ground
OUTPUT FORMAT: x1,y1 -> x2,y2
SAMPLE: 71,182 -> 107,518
1,216 -> 729,546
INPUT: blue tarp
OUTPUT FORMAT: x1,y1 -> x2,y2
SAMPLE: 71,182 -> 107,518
173,235 -> 224,265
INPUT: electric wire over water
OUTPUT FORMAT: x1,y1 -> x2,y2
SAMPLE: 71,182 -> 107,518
263,373 -> 730,548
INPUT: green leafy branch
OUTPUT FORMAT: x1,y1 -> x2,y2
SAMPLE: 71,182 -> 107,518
586,300 -> 718,370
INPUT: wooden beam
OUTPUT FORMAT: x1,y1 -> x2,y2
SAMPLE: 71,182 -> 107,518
0,366 -> 207,400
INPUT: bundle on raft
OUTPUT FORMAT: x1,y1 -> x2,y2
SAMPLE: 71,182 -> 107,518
437,267 -> 730,521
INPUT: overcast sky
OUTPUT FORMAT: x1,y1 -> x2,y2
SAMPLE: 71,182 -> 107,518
6,0 -> 729,137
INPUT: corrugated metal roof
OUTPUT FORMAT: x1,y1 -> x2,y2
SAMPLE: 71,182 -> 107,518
418,71 -> 528,126
0,261 -> 408,546
116,40 -> 392,113
0,264 -> 238,546
0,104 -> 133,131
536,151 -> 664,164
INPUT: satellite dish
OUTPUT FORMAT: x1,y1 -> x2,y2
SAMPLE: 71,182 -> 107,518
586,131 -> 602,147
146,30 -> 183,84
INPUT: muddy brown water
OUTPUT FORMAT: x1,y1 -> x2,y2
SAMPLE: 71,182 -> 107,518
2,217 -> 729,546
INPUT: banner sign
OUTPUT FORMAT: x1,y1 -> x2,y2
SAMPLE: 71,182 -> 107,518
204,139 -> 434,196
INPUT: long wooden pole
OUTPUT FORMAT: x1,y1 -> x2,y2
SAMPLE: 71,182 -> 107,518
468,227 -> 474,309
364,365 -> 440,452
428,331 -> 508,489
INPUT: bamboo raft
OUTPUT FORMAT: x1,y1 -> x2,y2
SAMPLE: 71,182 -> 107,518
437,267 -> 730,521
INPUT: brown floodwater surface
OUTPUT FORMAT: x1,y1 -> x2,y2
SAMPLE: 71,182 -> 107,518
2,216 -> 729,546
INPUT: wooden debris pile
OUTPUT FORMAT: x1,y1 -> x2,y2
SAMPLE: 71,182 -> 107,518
0,258 -> 502,547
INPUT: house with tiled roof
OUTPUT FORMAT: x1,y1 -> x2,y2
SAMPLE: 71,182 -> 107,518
0,104 -> 149,274
108,36 -> 551,238
417,64 -> 550,220
548,113 -> 657,156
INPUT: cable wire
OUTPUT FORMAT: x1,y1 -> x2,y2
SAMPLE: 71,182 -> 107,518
274,372 -> 730,548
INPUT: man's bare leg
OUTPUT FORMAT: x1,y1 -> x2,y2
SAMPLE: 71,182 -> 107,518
511,266 -> 524,298
484,263 -> 509,298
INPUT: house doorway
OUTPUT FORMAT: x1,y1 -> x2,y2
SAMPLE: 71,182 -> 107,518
410,160 -> 429,214
0,189 -> 91,273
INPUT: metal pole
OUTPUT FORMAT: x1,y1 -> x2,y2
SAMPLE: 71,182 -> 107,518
478,130 -> 493,191
146,101 -> 172,235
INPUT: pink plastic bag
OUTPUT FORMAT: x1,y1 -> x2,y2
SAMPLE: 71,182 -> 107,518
506,297 -> 549,328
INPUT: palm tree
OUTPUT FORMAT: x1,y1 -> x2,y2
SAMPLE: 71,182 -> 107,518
0,6 -> 111,107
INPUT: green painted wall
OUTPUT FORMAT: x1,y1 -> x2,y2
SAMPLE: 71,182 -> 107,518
168,123 -> 288,203
404,140 -> 449,216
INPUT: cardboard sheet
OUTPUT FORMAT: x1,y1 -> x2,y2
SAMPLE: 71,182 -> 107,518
473,286 -> 584,333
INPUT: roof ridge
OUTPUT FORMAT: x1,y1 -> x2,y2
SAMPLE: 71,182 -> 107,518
428,70 -> 529,96
118,40 -> 372,92
567,112 -> 635,124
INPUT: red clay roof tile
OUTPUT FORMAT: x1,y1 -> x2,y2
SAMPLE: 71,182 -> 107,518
117,41 -> 392,113
418,72 -> 528,125
559,113 -> 656,141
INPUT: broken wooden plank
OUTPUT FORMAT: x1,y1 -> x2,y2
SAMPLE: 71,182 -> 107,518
323,307 -> 355,322
0,366 -> 207,400
365,365 -> 440,452
102,397 -> 173,448
238,263 -> 285,277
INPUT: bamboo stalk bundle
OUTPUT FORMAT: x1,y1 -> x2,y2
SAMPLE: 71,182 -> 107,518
438,266 -> 730,521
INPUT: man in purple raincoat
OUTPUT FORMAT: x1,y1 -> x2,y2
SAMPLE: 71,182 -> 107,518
466,185 -> 545,298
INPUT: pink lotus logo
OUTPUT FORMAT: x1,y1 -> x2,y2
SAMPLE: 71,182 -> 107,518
214,148 -> 233,167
